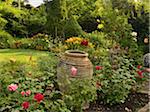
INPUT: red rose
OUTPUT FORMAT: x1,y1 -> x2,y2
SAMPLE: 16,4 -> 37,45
81,40 -> 88,46
96,66 -> 102,70
137,71 -> 143,76
34,93 -> 44,103
22,101 -> 30,109
137,65 -> 142,69
139,74 -> 144,78
137,71 -> 144,78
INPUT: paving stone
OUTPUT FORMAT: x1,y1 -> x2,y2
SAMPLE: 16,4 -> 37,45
138,102 -> 150,112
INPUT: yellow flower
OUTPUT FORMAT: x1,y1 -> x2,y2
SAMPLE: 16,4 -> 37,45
76,37 -> 82,41
64,45 -> 68,49
66,37 -> 83,44
66,38 -> 73,43
74,41 -> 80,44
72,37 -> 76,41
88,43 -> 94,48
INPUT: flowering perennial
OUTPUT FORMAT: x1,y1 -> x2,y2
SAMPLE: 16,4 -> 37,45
34,93 -> 44,103
8,84 -> 18,91
22,101 -> 30,109
96,66 -> 103,70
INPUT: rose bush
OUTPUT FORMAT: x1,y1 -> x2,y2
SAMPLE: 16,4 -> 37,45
94,56 -> 136,105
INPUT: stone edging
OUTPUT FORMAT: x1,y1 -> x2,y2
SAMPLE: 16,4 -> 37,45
138,102 -> 150,112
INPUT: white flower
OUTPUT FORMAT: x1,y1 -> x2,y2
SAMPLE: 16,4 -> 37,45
45,34 -> 48,37
97,19 -> 100,22
131,32 -> 137,37
133,37 -> 137,42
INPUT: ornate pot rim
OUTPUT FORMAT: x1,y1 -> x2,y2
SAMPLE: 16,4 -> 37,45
65,50 -> 88,57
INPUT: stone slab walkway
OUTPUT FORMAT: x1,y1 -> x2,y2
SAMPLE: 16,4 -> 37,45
138,102 -> 149,112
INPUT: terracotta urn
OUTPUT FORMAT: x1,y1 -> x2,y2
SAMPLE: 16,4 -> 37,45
57,50 -> 93,92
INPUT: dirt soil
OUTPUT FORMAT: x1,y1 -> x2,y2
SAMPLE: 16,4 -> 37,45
85,93 -> 149,112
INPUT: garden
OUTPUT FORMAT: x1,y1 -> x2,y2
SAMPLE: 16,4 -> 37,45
0,0 -> 149,112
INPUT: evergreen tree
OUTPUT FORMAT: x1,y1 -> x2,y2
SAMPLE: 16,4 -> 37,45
64,16 -> 83,38
46,0 -> 67,38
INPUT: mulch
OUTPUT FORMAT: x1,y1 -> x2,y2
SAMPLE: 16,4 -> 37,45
85,92 -> 149,112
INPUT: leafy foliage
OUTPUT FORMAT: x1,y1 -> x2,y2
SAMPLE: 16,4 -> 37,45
63,79 -> 97,112
64,17 -> 83,38
0,0 -> 26,37
30,33 -> 53,51
46,0 -> 67,38
24,6 -> 47,37
0,30 -> 14,48
0,14 -> 7,30
96,56 -> 136,105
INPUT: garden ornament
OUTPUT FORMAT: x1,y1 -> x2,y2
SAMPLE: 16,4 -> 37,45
143,53 -> 150,73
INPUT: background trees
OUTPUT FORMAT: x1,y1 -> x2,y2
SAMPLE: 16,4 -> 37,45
0,0 -> 149,52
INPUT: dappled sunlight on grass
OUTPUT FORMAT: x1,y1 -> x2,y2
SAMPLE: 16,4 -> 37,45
0,49 -> 50,63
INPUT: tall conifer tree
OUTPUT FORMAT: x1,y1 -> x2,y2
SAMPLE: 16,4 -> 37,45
46,0 -> 67,38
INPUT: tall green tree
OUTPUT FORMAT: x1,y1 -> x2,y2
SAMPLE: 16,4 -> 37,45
0,0 -> 25,36
24,5 -> 47,36
46,0 -> 67,38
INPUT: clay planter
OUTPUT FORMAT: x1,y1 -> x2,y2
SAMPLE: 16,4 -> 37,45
57,50 -> 93,92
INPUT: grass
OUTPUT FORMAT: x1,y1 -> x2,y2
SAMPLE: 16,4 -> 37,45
0,49 -> 51,63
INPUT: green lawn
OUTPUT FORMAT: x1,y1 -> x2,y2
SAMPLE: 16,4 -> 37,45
0,49 -> 50,62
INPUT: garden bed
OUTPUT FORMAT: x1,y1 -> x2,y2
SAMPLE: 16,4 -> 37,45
85,92 -> 149,112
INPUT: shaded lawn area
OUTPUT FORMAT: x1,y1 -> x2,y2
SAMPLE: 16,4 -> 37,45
0,49 -> 51,63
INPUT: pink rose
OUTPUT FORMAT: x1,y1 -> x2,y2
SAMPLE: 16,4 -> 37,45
26,90 -> 31,96
21,91 -> 26,96
8,84 -> 18,91
71,66 -> 77,76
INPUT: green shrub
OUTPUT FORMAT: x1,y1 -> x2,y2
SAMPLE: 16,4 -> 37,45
37,55 -> 58,78
94,2 -> 133,48
82,31 -> 113,65
31,33 -> 54,51
19,38 -> 33,49
0,15 -> 7,30
0,30 -> 14,48
95,56 -> 135,105
0,76 -> 71,112
82,31 -> 112,48
63,78 -> 97,112
0,56 -> 71,112
0,60 -> 27,97
64,17 -> 83,38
